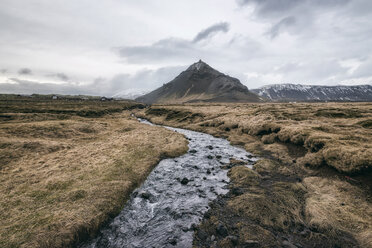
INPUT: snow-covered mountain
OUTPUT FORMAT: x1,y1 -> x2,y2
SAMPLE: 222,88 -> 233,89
251,84 -> 372,102
113,88 -> 149,100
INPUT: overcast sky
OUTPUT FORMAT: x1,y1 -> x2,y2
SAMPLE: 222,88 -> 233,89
1,0 -> 372,96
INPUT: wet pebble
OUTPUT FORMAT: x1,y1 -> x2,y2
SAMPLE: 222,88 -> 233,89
181,177 -> 189,185
168,238 -> 177,246
139,191 -> 152,200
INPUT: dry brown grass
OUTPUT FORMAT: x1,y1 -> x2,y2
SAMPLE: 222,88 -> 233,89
304,176 -> 372,247
0,100 -> 188,248
139,102 -> 372,174
140,102 -> 372,247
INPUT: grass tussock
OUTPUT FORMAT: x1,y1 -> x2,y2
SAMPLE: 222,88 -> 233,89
0,99 -> 187,248
139,102 -> 372,174
304,176 -> 372,247
140,102 -> 372,247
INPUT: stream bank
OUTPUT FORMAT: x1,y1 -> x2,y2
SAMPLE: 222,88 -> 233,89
81,118 -> 257,248
136,107 -> 370,248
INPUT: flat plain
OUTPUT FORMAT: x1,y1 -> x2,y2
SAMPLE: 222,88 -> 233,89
0,97 -> 188,247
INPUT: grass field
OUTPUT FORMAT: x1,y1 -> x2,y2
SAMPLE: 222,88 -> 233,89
138,102 -> 372,247
0,98 -> 188,248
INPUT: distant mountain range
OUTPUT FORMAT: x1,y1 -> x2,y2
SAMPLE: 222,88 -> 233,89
136,60 -> 261,104
113,88 -> 149,100
131,60 -> 372,103
251,84 -> 372,102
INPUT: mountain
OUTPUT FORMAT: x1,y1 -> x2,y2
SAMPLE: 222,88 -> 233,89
113,88 -> 149,100
135,60 -> 261,104
251,84 -> 372,102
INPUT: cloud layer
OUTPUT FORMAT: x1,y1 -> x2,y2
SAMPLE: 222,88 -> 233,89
0,0 -> 371,96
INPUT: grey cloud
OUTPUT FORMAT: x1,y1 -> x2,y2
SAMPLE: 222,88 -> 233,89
2,78 -> 89,95
267,16 -> 296,39
18,68 -> 32,75
0,69 -> 7,74
192,22 -> 230,43
47,73 -> 69,81
118,38 -> 196,63
349,58 -> 372,79
236,0 -> 302,16
117,22 -> 230,63
102,65 -> 186,93
236,0 -> 354,39
0,66 -> 186,96
237,0 -> 350,17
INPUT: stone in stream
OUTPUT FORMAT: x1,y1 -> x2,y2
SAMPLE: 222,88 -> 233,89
168,238 -> 177,246
231,187 -> 244,196
189,149 -> 197,154
180,177 -> 189,185
139,191 -> 152,200
206,169 -> 211,175
197,229 -> 209,241
207,155 -> 213,159
206,145 -> 214,150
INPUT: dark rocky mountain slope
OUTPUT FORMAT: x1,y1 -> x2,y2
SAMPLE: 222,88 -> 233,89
252,84 -> 372,102
136,60 -> 261,104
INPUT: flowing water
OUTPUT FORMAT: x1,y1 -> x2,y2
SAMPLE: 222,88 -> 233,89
81,118 -> 257,248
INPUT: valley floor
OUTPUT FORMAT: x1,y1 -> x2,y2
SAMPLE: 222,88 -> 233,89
137,102 -> 372,248
0,99 -> 188,247
1,99 -> 371,247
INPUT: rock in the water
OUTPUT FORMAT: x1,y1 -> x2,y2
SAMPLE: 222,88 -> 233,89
168,238 -> 177,246
139,192 -> 152,200
231,187 -> 244,196
197,230 -> 208,240
207,155 -> 213,159
189,149 -> 197,154
181,177 -> 189,185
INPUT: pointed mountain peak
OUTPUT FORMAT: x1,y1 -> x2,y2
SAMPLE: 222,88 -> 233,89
136,60 -> 262,104
187,59 -> 210,71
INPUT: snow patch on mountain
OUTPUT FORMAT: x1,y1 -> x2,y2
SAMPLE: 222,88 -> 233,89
113,88 -> 149,100
252,84 -> 372,101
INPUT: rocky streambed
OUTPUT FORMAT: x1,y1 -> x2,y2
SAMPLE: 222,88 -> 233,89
81,118 -> 257,248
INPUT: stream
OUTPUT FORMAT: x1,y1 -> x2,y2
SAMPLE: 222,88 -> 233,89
81,118 -> 257,248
